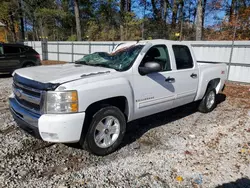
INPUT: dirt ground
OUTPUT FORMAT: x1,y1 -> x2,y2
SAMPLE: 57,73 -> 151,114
42,60 -> 67,65
0,74 -> 249,188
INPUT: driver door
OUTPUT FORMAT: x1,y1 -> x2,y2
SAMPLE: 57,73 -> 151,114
132,45 -> 176,119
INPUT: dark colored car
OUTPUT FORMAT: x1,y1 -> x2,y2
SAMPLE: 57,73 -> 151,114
0,43 -> 41,74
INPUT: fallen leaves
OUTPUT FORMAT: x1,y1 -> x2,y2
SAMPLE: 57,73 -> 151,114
175,176 -> 184,182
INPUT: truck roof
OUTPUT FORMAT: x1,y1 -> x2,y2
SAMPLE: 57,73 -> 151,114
138,39 -> 188,45
112,39 -> 189,52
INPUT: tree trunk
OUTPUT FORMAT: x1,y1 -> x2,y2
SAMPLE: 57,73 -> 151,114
9,11 -> 17,42
196,0 -> 203,40
202,0 -> 207,28
202,0 -> 207,39
171,0 -> 178,28
141,0 -> 146,39
127,0 -> 131,12
229,0 -> 236,23
161,0 -> 168,22
177,0 -> 184,24
18,0 -> 25,42
179,1 -> 184,40
73,0 -> 82,41
120,0 -> 125,40
120,25 -> 124,41
39,18 -> 44,41
32,19 -> 36,41
151,0 -> 160,21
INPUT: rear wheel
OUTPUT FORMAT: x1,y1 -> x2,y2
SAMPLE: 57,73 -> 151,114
198,88 -> 217,113
81,106 -> 126,156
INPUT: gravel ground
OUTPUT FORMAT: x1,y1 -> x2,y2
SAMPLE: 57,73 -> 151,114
0,74 -> 249,188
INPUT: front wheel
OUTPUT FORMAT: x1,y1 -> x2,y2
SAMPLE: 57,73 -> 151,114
82,106 -> 126,156
198,88 -> 217,113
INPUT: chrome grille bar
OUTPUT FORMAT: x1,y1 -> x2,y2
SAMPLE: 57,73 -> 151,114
13,80 -> 44,115
14,82 -> 43,94
13,87 -> 41,105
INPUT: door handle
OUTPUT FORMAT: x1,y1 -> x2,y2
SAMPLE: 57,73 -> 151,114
20,55 -> 26,58
190,73 -> 197,78
0,56 -> 5,59
165,77 -> 175,83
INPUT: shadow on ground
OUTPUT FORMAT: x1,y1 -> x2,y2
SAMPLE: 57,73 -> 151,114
66,94 -> 226,151
121,93 -> 226,147
0,73 -> 12,78
216,178 -> 250,188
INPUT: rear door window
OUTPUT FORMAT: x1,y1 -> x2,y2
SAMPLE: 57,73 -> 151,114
172,45 -> 193,70
3,46 -> 21,54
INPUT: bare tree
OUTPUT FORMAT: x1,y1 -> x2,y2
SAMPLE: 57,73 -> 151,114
73,0 -> 81,41
120,0 -> 125,41
229,0 -> 236,23
126,0 -> 131,12
9,11 -> 17,42
171,0 -> 178,28
196,0 -> 202,40
161,0 -> 169,22
151,0 -> 160,21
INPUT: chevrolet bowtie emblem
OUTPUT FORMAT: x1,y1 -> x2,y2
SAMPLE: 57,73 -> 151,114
15,89 -> 22,98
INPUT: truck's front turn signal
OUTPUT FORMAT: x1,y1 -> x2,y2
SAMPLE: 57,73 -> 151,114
46,90 -> 78,114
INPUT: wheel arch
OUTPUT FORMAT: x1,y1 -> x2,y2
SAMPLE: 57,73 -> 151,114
79,96 -> 129,145
206,78 -> 221,94
195,78 -> 221,101
85,96 -> 129,121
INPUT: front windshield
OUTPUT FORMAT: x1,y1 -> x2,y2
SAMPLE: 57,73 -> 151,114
75,45 -> 144,71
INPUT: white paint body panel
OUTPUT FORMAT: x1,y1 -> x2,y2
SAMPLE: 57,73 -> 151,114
38,112 -> 85,142
15,40 -> 227,143
15,63 -> 115,84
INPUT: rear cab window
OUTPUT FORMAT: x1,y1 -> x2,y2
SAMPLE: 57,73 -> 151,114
172,45 -> 193,70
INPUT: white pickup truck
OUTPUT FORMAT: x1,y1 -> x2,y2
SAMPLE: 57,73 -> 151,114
9,40 -> 227,155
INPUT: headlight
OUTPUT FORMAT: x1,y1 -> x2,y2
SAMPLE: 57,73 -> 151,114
46,91 -> 78,113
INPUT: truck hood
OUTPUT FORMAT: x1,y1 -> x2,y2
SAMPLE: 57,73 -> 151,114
14,63 -> 115,84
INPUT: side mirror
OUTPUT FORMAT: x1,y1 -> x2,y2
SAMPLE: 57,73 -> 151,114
139,61 -> 162,75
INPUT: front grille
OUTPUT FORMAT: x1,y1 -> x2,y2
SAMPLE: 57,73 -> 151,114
13,81 -> 44,114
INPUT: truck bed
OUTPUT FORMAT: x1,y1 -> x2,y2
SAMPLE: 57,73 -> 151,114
195,61 -> 227,101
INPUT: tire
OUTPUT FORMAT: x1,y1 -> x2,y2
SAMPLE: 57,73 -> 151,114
198,88 -> 217,113
82,106 -> 126,156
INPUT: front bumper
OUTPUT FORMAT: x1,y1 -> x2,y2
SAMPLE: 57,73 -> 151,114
9,96 -> 41,139
9,96 -> 85,143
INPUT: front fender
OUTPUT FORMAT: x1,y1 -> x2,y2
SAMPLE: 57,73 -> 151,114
61,77 -> 134,121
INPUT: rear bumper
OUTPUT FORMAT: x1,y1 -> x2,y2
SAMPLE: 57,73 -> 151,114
9,96 -> 85,143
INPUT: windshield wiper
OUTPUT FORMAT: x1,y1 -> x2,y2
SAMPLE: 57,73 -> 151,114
75,61 -> 118,71
91,63 -> 109,67
75,61 -> 87,65
92,63 -> 119,71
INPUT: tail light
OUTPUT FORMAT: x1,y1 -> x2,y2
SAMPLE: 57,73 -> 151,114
35,54 -> 40,59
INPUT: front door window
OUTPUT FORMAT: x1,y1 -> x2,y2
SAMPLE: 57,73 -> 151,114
140,45 -> 171,72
